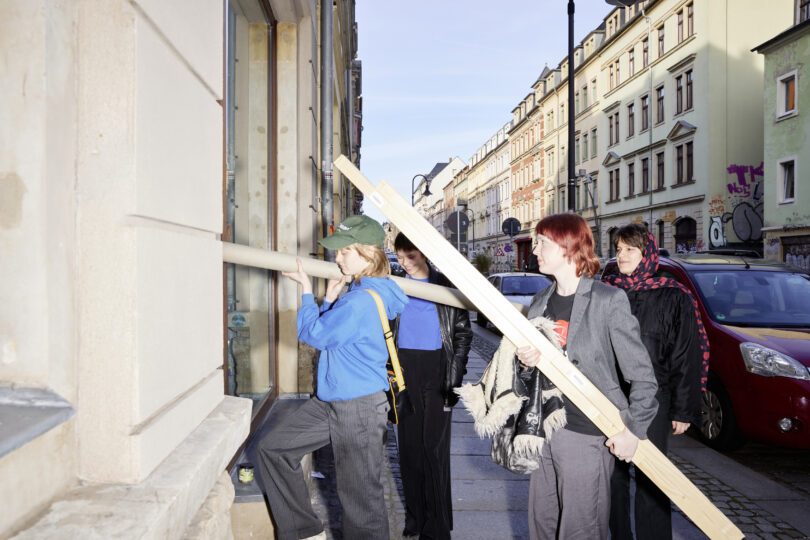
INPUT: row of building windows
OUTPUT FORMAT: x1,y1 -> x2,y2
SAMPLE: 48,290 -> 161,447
609,3 -> 694,92
607,141 -> 693,202
607,69 -> 693,147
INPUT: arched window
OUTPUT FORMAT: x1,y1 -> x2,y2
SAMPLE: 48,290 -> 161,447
674,217 -> 697,253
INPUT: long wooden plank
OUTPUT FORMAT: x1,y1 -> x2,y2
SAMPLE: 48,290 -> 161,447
222,241 -> 531,314
334,154 -> 742,540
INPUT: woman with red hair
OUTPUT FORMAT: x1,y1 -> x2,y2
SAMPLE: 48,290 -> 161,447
515,213 -> 658,540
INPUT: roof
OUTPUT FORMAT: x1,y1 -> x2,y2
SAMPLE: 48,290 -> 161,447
427,161 -> 449,179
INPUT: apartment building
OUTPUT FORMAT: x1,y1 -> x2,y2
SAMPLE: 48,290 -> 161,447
532,27 -> 607,257
508,92 -> 544,269
755,2 -> 810,269
470,124 -> 514,273
595,0 -> 792,256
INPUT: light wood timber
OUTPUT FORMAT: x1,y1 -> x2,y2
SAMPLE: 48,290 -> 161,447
222,241 -> 529,315
333,154 -> 742,540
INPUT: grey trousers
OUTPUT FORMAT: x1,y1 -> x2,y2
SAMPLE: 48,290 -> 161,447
257,392 -> 390,540
528,428 -> 615,540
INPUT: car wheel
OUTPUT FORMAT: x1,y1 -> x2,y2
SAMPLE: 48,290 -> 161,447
697,376 -> 745,451
476,312 -> 488,328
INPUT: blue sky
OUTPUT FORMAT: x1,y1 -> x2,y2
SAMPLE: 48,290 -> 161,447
354,0 -> 617,224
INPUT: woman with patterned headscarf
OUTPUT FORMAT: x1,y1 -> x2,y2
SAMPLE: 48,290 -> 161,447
602,223 -> 708,540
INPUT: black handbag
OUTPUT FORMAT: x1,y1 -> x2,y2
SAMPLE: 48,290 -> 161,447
365,290 -> 413,424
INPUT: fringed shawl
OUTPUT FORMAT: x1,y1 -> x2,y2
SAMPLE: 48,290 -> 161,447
456,317 -> 567,458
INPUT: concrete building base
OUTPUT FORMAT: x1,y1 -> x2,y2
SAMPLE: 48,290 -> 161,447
10,396 -> 251,540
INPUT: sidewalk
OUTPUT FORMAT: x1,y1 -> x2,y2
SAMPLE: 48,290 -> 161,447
303,325 -> 810,539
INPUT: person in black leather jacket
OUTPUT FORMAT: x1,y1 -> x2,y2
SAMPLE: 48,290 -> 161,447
603,224 -> 703,540
391,233 -> 472,540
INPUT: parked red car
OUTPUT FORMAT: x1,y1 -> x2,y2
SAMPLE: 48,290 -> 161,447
604,253 -> 810,450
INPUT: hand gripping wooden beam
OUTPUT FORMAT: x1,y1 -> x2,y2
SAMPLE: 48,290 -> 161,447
333,155 -> 742,540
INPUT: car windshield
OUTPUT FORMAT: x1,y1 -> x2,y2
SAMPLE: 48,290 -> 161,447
690,270 -> 810,327
501,276 -> 550,296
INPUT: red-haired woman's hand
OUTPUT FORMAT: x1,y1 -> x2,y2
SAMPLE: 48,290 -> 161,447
516,346 -> 542,368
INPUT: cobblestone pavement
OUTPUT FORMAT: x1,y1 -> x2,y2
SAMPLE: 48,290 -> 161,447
722,442 -> 810,499
668,453 -> 808,539
306,332 -> 810,539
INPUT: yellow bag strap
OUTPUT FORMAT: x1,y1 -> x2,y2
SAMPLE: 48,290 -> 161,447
365,289 -> 406,391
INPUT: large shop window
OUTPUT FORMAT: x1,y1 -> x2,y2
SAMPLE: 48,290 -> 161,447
224,0 -> 277,417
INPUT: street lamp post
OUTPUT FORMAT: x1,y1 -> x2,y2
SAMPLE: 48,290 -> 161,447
567,0 -> 576,212
462,207 -> 475,259
411,174 -> 432,206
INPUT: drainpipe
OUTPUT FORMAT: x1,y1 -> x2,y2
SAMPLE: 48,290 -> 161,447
225,3 -> 237,312
320,0 -> 334,261
644,6 -> 654,229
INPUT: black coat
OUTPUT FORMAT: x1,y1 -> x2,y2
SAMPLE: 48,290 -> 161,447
392,268 -> 473,407
623,287 -> 701,424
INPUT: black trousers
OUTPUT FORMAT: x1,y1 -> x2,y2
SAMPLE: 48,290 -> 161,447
609,390 -> 673,540
397,348 -> 453,540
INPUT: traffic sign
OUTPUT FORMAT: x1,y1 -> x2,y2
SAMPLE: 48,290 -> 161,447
445,211 -> 470,233
502,217 -> 521,237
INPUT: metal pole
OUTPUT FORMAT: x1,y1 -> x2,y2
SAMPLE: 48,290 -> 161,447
457,210 -> 461,252
320,0 -> 334,261
567,0 -> 576,212
644,7 -> 654,230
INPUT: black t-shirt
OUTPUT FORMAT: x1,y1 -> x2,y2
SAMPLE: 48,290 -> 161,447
544,291 -> 601,435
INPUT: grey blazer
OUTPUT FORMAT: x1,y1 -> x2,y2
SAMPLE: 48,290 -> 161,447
527,276 -> 658,439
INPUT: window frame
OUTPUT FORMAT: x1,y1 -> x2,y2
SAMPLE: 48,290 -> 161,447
777,156 -> 796,204
627,103 -> 635,138
656,151 -> 665,189
675,75 -> 684,114
687,3 -> 694,36
676,144 -> 684,184
641,157 -> 650,193
641,94 -> 650,131
656,85 -> 665,123
609,168 -> 621,201
629,49 -> 635,77
777,70 -> 798,119
685,69 -> 693,110
643,38 -> 649,67
628,162 -> 635,196
658,25 -> 665,57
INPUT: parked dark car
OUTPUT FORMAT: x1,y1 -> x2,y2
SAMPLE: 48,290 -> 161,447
476,272 -> 552,330
603,254 -> 810,450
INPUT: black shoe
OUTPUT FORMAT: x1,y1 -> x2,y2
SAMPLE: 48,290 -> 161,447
402,528 -> 418,538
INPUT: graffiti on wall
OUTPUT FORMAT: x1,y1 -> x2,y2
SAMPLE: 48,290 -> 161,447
676,238 -> 705,254
708,162 -> 764,248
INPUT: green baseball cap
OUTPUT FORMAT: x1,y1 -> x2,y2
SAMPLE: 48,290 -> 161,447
319,215 -> 386,250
